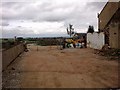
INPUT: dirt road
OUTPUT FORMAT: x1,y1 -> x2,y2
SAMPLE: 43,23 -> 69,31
3,44 -> 119,88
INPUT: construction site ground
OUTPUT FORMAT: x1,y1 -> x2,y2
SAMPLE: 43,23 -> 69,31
2,44 -> 119,88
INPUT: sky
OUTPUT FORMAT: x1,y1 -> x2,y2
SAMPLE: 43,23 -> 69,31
1,0 -> 108,38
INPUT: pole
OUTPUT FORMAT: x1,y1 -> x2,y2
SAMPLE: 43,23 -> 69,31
70,25 -> 71,37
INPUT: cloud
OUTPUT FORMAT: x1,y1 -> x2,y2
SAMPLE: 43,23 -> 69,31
0,21 -> 9,26
1,0 -> 107,38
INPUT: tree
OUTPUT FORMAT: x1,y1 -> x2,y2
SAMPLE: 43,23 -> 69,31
17,37 -> 24,41
66,27 -> 69,34
87,25 -> 94,33
66,24 -> 74,37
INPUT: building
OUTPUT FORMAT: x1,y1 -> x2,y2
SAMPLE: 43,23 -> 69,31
73,33 -> 86,39
98,1 -> 120,49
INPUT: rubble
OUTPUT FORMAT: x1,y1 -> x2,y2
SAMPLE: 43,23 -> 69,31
94,44 -> 120,60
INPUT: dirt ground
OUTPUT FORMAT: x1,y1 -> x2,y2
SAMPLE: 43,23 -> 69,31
2,44 -> 119,88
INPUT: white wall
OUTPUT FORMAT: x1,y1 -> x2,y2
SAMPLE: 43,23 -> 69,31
87,32 -> 105,50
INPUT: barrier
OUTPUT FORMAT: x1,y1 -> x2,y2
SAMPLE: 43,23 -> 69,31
2,43 -> 24,70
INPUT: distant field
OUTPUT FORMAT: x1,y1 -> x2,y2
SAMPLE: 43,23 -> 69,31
0,38 -> 14,43
0,38 -> 18,50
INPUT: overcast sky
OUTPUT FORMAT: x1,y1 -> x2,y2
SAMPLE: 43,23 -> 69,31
1,0 -> 108,38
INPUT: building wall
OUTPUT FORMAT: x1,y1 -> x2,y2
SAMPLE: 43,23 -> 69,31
99,2 -> 119,30
118,23 -> 120,48
2,43 -> 24,70
87,32 -> 105,50
109,23 -> 119,49
98,1 -> 120,49
0,51 -> 2,90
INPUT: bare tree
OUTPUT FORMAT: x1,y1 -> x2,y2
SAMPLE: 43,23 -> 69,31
66,24 -> 74,37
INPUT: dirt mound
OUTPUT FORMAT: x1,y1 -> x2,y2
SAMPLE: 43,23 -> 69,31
94,45 -> 120,60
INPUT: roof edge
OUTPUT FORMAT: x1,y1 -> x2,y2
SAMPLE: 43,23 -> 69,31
99,2 -> 108,15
